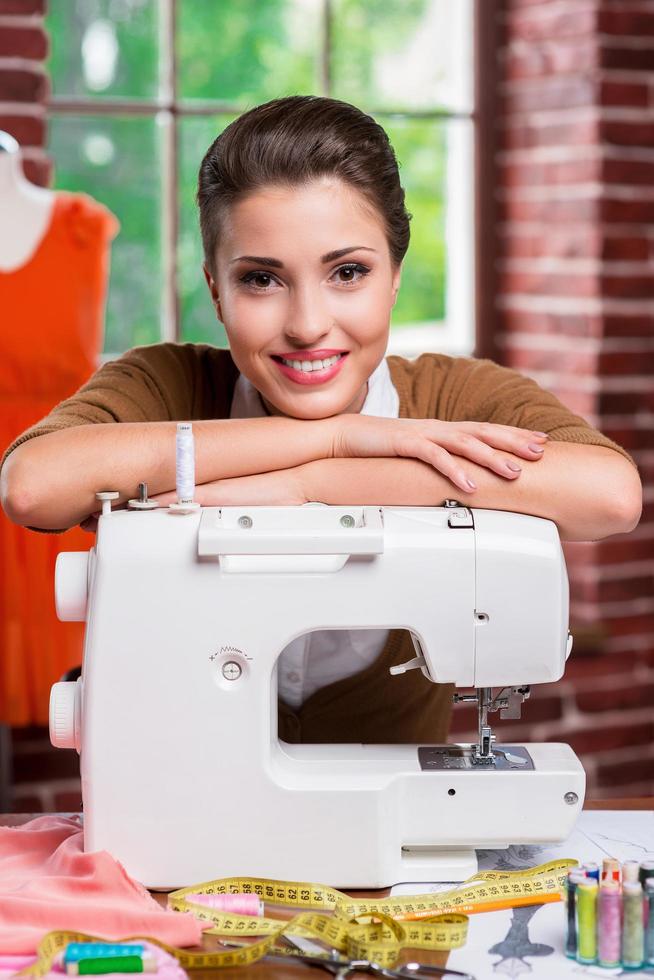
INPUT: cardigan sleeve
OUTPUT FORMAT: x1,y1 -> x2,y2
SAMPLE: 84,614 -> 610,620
0,342 -> 204,473
447,356 -> 638,469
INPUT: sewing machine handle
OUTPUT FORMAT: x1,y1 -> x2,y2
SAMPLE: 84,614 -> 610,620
198,505 -> 385,567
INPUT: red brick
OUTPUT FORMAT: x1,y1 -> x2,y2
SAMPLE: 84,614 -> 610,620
600,45 -> 654,71
0,0 -> 45,10
551,722 -> 654,755
54,789 -> 82,813
577,682 -> 654,713
0,112 -> 44,146
501,196 -> 599,223
503,347 -> 597,374
501,77 -> 597,113
500,157 -> 600,188
505,38 -> 598,80
564,650 -> 650,681
0,66 -> 48,102
602,612 -> 654,638
13,747 -> 80,783
0,25 -> 47,60
601,234 -> 650,261
506,7 -> 598,43
600,389 -> 654,413
10,795 -> 44,814
499,269 -> 600,298
600,350 -> 654,374
503,116 -> 599,151
596,576 -> 654,607
597,755 -> 654,787
599,80 -> 649,108
600,276 -> 654,300
600,198 -> 654,223
498,308 -> 603,337
598,9 -> 654,36
602,314 -> 654,338
602,120 -> 654,148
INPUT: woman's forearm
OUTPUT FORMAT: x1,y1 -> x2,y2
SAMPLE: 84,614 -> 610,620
0,416 -> 337,530
298,443 -> 642,541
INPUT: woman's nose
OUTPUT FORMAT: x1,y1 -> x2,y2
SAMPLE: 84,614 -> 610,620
282,282 -> 333,346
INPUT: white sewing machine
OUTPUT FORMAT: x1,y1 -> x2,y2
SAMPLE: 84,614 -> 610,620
50,494 -> 585,889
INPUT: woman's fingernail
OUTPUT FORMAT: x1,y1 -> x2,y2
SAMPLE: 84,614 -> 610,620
532,431 -> 548,438
507,461 -> 522,472
529,443 -> 545,453
466,478 -> 477,490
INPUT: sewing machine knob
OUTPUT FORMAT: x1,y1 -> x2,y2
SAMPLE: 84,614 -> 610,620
55,552 -> 90,622
49,679 -> 81,752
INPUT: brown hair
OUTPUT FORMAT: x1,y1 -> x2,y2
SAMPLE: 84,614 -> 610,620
197,95 -> 412,273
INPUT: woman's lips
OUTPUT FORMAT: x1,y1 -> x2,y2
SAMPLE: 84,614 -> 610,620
272,353 -> 348,386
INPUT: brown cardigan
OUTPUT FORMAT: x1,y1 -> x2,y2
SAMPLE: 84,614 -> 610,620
1,343 -> 637,745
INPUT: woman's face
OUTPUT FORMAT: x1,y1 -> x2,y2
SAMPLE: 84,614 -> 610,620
205,176 -> 402,419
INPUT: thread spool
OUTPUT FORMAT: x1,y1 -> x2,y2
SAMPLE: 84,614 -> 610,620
622,882 -> 644,970
582,862 -> 600,882
184,893 -> 263,916
602,858 -> 621,884
565,871 -> 585,958
597,882 -> 621,968
169,422 -> 200,513
640,859 -> 654,887
644,879 -> 654,967
623,860 -> 640,885
576,880 -> 598,964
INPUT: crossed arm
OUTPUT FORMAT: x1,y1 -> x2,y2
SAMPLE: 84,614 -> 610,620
1,412 -> 642,542
151,441 -> 642,543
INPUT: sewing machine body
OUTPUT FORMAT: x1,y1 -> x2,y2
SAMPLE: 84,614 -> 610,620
51,504 -> 585,888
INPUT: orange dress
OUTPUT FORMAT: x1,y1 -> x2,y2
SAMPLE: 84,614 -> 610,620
0,191 -> 119,725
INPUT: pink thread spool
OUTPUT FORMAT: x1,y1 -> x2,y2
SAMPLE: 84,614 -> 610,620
184,892 -> 264,916
598,883 -> 622,968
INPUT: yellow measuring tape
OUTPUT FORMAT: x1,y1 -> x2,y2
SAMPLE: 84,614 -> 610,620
15,859 -> 577,976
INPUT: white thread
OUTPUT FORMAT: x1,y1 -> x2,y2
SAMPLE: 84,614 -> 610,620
176,422 -> 195,504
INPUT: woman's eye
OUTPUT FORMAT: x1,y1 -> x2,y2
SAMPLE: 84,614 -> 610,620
333,263 -> 370,285
240,271 -> 277,291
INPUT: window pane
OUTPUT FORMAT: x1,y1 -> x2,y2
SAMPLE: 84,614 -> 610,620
177,0 -> 322,104
178,116 -> 236,347
48,115 -> 162,353
383,117 -> 447,327
331,0 -> 474,113
47,0 -> 158,100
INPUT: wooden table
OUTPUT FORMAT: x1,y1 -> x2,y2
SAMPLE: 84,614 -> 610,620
3,800 -> 653,979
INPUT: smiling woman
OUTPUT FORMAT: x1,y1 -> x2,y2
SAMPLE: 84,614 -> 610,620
0,94 -> 642,745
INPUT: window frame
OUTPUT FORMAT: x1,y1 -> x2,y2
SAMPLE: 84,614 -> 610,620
47,0 -> 485,360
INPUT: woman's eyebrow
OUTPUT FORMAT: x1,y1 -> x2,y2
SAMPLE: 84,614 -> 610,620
229,246 -> 378,268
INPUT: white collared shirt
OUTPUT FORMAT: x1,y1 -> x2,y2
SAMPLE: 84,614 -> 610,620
229,357 -> 400,708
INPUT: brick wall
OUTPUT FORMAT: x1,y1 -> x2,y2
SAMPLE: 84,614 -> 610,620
0,0 -> 51,186
479,0 -> 654,798
2,0 -> 653,811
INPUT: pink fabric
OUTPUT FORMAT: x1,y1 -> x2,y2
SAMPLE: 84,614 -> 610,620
0,941 -> 188,980
0,816 -> 204,955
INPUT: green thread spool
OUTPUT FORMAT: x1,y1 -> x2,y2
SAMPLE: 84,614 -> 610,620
576,880 -> 598,964
622,882 -> 644,970
645,879 -> 654,967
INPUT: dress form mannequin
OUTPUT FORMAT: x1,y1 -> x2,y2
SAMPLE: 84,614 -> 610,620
0,130 -> 55,272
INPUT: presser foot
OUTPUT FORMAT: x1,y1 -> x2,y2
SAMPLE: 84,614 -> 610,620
452,686 -> 531,763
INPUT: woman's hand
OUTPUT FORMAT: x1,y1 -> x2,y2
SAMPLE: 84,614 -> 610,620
332,416 -> 549,495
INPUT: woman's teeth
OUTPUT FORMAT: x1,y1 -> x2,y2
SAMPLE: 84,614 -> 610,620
279,353 -> 343,372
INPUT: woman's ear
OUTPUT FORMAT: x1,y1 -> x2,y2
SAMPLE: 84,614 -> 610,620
203,263 -> 223,322
391,263 -> 402,307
